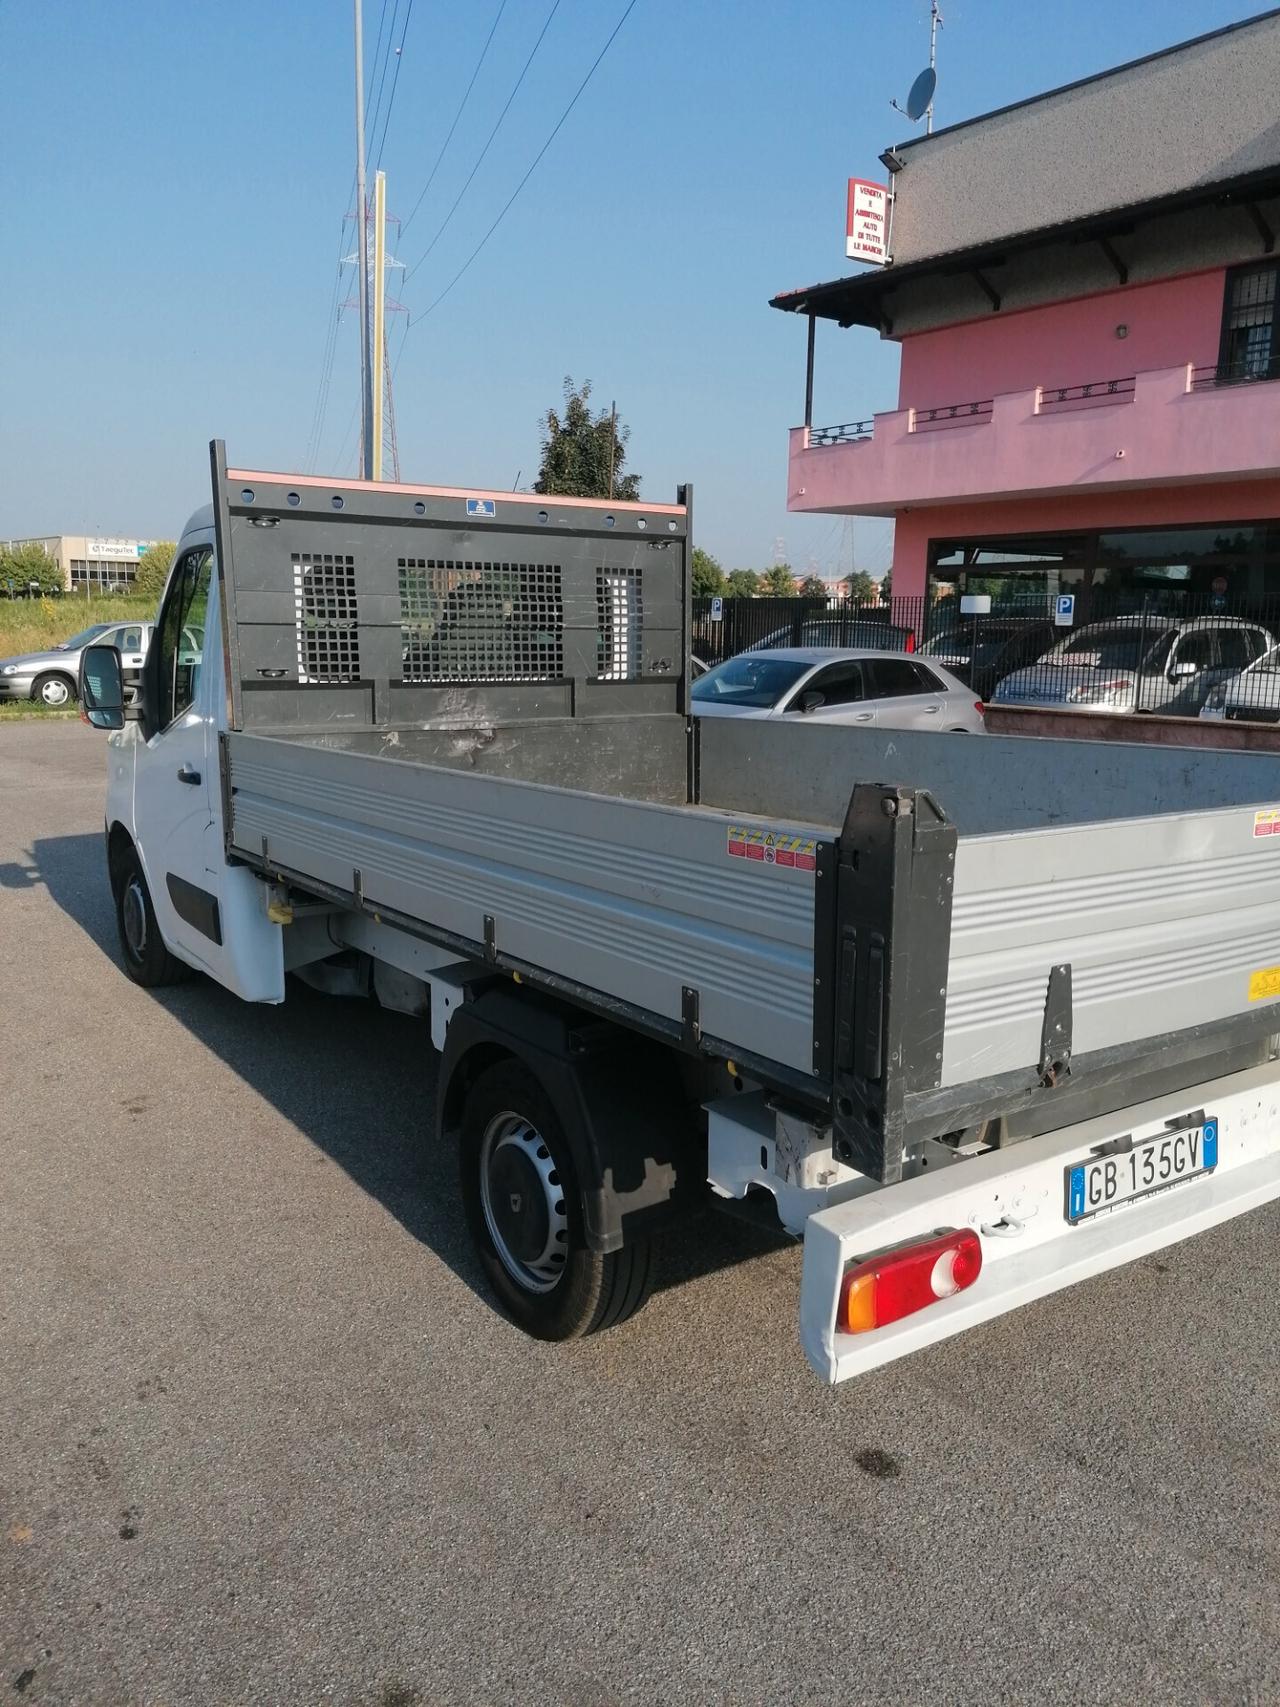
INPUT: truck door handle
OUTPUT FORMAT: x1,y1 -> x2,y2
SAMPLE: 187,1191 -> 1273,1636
177,765 -> 202,786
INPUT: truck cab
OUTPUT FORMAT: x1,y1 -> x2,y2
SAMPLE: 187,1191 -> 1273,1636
102,508 -> 283,1002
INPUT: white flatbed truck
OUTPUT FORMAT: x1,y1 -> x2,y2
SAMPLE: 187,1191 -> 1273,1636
78,445 -> 1280,1381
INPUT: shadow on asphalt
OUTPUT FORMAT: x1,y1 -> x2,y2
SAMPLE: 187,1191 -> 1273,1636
30,831 -> 791,1318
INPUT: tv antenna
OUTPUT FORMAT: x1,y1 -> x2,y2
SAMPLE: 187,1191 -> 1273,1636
891,0 -> 942,133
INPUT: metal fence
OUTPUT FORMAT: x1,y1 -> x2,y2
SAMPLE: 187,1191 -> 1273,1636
692,596 -> 927,665
693,591 -> 1280,723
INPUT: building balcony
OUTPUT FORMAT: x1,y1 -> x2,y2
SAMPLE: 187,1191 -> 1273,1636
788,364 -> 1280,517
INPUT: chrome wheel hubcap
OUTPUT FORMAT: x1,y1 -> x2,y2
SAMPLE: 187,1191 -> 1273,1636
122,877 -> 147,960
41,679 -> 69,706
479,1111 -> 569,1294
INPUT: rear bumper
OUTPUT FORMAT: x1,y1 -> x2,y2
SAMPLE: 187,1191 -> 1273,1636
799,1060 -> 1280,1383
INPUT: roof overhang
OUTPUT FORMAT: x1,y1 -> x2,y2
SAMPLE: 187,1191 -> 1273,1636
771,166 -> 1280,330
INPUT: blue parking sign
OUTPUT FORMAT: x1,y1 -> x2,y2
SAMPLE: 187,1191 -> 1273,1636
710,597 -> 724,621
1055,593 -> 1075,626
466,498 -> 496,519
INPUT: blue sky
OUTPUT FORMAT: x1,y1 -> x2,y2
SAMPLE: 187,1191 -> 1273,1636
0,0 -> 1267,576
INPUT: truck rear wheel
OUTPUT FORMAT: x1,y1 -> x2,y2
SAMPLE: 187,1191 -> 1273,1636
459,1060 -> 653,1340
111,843 -> 191,988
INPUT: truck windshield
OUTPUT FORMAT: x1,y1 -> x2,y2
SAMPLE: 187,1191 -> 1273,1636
691,656 -> 810,707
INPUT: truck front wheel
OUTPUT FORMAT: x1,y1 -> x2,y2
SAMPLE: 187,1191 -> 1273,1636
111,843 -> 191,988
459,1060 -> 653,1340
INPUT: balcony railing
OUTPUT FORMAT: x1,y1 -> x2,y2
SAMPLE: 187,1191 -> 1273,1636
1037,375 -> 1136,412
1190,359 -> 1280,390
811,377 -> 1138,444
913,398 -> 994,431
794,360 -> 1280,515
808,420 -> 874,446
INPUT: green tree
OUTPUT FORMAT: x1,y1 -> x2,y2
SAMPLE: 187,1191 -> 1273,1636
760,564 -> 797,597
0,541 -> 63,597
725,569 -> 759,598
691,547 -> 727,598
843,570 -> 876,604
134,541 -> 177,605
799,575 -> 828,598
533,377 -> 640,500
879,567 -> 893,602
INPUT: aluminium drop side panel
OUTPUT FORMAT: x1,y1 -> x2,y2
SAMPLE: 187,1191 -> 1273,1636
696,716 -> 1280,834
941,801 -> 1280,1086
224,732 -> 823,1076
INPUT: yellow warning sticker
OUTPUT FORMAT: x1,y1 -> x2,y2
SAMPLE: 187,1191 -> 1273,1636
1254,809 -> 1280,839
727,826 -> 817,871
1248,965 -> 1280,1002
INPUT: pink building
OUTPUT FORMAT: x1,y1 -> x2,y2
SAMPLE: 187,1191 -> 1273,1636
773,11 -> 1280,621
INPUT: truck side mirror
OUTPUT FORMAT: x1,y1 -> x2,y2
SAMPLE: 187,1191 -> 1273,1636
1169,659 -> 1199,680
799,690 -> 826,714
79,644 -> 125,730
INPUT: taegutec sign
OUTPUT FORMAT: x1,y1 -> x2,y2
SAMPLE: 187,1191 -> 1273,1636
87,538 -> 154,559
846,179 -> 891,265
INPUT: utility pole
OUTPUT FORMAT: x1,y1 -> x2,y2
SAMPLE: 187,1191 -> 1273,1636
607,400 -> 617,500
354,0 -> 373,479
372,169 -> 387,481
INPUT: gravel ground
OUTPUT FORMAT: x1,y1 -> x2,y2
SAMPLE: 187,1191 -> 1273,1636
2,722 -> 1278,1707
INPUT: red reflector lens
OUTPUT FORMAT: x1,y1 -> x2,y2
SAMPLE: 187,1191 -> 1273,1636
975,701 -> 985,715
838,1228 -> 982,1334
905,631 -> 916,653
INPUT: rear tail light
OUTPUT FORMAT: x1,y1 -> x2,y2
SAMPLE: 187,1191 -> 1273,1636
838,1228 -> 982,1334
974,701 -> 985,715
905,631 -> 917,653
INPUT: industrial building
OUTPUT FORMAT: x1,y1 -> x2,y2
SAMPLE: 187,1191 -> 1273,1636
1,535 -> 158,594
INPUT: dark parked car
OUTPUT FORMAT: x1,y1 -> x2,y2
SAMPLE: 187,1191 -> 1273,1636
920,618 -> 1058,702
748,614 -> 917,654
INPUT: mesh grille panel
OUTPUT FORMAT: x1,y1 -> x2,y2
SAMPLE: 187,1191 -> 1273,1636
595,568 -> 644,680
399,558 -> 563,682
293,553 -> 360,683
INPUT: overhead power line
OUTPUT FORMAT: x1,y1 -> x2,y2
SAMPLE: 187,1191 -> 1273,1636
399,0 -> 509,239
364,0 -> 392,128
373,0 -> 416,171
303,195 -> 355,472
402,0 -> 562,281
365,0 -> 400,160
402,0 -> 641,324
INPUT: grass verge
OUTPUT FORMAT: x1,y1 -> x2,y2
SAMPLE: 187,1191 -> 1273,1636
0,594 -> 154,657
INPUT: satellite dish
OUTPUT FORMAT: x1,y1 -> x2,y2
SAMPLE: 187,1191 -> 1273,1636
905,65 -> 937,122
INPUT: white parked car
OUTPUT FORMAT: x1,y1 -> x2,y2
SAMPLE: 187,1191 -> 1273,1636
1201,641 -> 1280,723
0,620 -> 154,708
689,647 -> 985,732
992,615 -> 1274,716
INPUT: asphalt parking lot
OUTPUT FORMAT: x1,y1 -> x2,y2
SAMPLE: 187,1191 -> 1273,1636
2,720 -> 1279,1706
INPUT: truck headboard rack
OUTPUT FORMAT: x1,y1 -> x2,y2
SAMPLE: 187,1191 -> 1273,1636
210,441 -> 691,735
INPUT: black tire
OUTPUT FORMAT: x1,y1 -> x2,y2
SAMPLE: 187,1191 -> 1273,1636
459,1059 -> 653,1341
111,843 -> 191,988
32,671 -> 75,708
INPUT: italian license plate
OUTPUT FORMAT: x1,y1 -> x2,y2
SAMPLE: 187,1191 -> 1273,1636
1064,1119 -> 1218,1225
